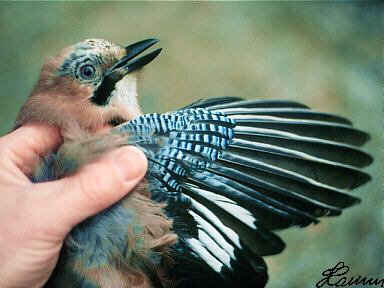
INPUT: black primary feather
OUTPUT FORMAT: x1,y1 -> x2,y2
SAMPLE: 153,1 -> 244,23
112,97 -> 371,287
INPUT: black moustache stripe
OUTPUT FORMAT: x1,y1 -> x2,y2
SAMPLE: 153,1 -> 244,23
90,73 -> 123,106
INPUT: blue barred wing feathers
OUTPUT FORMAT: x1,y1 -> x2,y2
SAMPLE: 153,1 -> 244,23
111,97 -> 371,288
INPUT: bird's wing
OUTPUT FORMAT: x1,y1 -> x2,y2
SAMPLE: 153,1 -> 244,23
113,97 -> 372,287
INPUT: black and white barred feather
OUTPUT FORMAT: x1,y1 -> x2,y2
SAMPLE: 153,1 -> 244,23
113,97 -> 372,288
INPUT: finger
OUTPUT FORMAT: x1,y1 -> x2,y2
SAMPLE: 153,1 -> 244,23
32,146 -> 148,235
0,125 -> 62,175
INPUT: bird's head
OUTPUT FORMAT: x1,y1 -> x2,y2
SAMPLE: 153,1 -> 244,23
14,38 -> 161,138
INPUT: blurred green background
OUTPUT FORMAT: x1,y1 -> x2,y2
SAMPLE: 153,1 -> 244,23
0,2 -> 381,287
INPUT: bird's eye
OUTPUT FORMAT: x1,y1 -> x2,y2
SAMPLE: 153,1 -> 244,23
80,65 -> 96,79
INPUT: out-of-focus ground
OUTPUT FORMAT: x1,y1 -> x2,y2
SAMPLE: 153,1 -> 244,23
0,2 -> 381,287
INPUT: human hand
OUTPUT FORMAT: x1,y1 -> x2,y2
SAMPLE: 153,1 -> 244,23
0,125 -> 148,288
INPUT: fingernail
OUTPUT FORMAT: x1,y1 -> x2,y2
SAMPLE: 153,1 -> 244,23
114,146 -> 147,182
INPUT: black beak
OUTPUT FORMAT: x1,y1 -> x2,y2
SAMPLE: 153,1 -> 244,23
91,39 -> 162,107
107,38 -> 162,76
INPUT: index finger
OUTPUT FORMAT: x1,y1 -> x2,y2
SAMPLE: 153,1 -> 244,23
0,125 -> 62,175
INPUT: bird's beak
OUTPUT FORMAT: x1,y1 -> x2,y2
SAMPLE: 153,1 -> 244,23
107,39 -> 162,77
91,39 -> 161,107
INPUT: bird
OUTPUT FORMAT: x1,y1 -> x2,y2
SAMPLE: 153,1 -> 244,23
13,38 -> 372,288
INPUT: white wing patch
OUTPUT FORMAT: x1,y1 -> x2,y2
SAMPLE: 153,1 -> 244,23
186,238 -> 223,273
188,187 -> 257,229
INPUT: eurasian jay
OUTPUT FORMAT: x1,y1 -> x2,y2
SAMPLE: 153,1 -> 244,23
13,38 -> 372,288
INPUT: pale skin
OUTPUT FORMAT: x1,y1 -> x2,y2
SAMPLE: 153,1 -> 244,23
0,125 -> 148,288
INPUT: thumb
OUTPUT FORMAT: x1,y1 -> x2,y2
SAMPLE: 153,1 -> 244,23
34,146 -> 148,235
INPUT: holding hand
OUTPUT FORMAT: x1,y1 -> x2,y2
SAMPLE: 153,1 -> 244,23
0,125 -> 147,288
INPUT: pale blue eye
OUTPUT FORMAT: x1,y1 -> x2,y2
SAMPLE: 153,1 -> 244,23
80,65 -> 95,79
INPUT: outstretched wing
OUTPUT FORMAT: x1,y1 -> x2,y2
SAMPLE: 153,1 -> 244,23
113,97 -> 372,288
